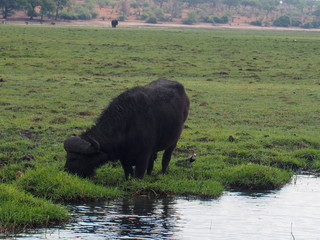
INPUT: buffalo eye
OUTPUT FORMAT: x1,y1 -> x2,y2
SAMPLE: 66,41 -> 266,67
68,157 -> 77,162
68,154 -> 78,162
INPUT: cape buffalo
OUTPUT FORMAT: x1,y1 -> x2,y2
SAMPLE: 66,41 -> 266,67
64,78 -> 189,179
111,19 -> 118,28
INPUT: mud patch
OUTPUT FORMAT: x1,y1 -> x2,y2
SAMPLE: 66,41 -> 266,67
50,117 -> 68,124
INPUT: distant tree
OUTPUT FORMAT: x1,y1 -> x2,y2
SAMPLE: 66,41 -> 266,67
25,0 -> 41,19
223,0 -> 239,9
39,0 -> 56,19
211,0 -> 222,8
120,0 -> 129,16
260,0 -> 279,18
169,0 -> 183,18
240,0 -> 259,8
130,0 -> 145,16
83,0 -> 96,10
180,0 -> 210,8
284,0 -> 303,5
240,0 -> 260,18
0,0 -> 26,19
313,7 -> 320,17
283,0 -> 306,16
97,0 -> 109,9
154,0 -> 168,8
313,7 -> 320,25
53,0 -> 70,20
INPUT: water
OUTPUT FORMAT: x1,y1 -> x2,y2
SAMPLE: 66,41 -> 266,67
6,175 -> 320,240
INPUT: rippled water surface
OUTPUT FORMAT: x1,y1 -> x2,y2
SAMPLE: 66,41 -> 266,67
8,175 -> 320,240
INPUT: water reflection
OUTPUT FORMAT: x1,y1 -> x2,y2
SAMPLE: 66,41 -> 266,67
106,198 -> 179,239
5,175 -> 320,240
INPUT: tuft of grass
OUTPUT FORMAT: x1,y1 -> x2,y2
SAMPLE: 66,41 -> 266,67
0,164 -> 26,183
222,164 -> 292,190
0,184 -> 68,234
95,163 -> 225,197
122,176 -> 224,198
15,165 -> 123,203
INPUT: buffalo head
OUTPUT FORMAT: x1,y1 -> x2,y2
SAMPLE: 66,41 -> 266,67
64,136 -> 107,177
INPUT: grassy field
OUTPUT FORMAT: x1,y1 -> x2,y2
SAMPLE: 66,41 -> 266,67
0,25 -> 319,233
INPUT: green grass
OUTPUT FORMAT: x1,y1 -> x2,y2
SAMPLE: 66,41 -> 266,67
0,184 -> 68,234
15,165 -> 123,202
1,25 -> 319,232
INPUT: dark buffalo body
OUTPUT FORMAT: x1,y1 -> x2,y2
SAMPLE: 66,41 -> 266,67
64,78 -> 189,179
111,19 -> 118,28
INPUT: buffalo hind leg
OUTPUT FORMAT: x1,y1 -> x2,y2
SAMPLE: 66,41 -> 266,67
162,143 -> 177,174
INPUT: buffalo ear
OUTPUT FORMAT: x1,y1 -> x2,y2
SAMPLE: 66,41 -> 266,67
64,136 -> 98,154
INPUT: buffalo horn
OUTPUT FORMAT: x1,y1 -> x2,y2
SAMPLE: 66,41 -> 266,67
64,136 -> 97,154
86,136 -> 100,152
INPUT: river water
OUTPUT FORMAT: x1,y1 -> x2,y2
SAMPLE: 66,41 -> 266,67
7,175 -> 320,240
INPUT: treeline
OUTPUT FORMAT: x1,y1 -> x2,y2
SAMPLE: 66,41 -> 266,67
1,0 -> 320,28
0,0 -> 71,20
0,0 -> 98,20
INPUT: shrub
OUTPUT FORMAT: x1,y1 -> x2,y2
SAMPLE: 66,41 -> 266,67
291,18 -> 301,27
182,11 -> 198,25
130,2 -> 138,8
77,7 -> 93,20
146,16 -> 157,24
118,15 -> 126,21
213,16 -> 229,24
154,8 -> 166,21
250,20 -> 262,26
273,15 -> 291,27
202,16 -> 214,23
91,11 -> 99,19
302,21 -> 320,29
302,22 -> 313,28
59,10 -> 78,20
264,20 -> 271,26
139,13 -> 149,20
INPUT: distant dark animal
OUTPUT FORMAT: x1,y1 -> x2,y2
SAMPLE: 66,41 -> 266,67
111,19 -> 118,28
64,78 -> 189,179
228,135 -> 235,142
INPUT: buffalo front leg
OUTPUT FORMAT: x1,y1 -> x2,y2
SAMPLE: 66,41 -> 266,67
162,143 -> 177,174
134,152 -> 156,179
120,159 -> 134,180
147,152 -> 157,175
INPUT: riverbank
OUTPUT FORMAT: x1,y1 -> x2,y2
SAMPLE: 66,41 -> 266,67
7,175 -> 320,240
